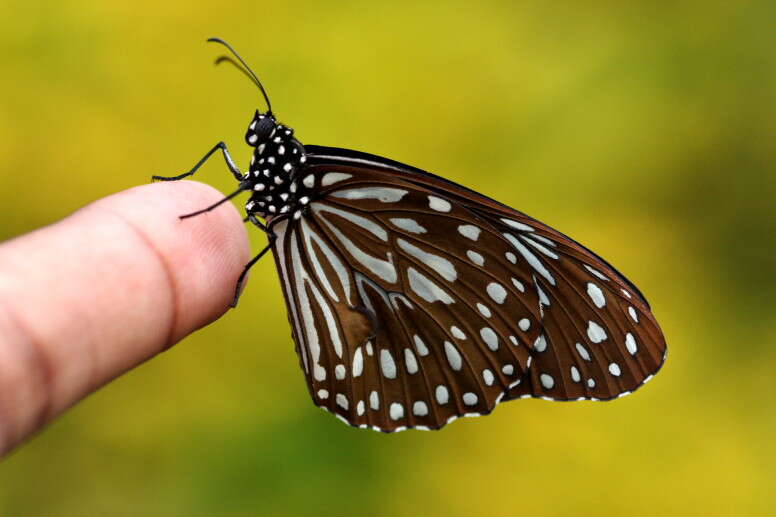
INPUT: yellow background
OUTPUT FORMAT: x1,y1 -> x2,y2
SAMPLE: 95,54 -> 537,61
1,1 -> 775,515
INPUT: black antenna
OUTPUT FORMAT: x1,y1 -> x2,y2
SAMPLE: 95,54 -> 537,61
207,37 -> 273,116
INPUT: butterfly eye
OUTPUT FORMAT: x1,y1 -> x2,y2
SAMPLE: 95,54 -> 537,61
245,112 -> 276,146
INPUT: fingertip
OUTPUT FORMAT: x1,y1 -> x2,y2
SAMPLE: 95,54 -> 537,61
0,180 -> 254,453
89,180 -> 252,342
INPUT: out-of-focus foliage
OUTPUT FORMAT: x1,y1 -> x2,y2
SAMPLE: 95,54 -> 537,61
1,1 -> 774,515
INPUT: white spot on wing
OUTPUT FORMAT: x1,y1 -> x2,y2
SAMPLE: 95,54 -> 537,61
450,326 -> 466,339
336,393 -> 349,410
435,385 -> 449,404
609,363 -> 621,376
370,390 -> 379,410
352,347 -> 364,377
390,218 -> 427,234
584,264 -> 608,281
540,373 -> 555,389
625,333 -> 638,355
413,335 -> 429,356
444,341 -> 463,370
486,282 -> 507,304
628,306 -> 639,322
413,401 -> 428,416
331,187 -> 408,203
404,348 -> 419,374
587,321 -> 607,343
501,218 -> 534,232
428,195 -> 452,212
407,267 -> 454,304
380,349 -> 397,379
467,250 -> 485,266
477,303 -> 492,318
458,224 -> 481,241
575,342 -> 591,361
479,327 -> 499,351
389,402 -> 404,420
533,334 -> 547,352
463,392 -> 478,406
518,318 -> 530,331
397,239 -> 457,281
321,172 -> 352,186
587,282 -> 606,308
482,369 -> 495,386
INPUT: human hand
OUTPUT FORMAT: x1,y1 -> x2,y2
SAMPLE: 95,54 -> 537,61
0,181 -> 250,457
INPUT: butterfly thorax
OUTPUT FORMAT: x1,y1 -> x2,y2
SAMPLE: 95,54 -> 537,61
242,111 -> 310,220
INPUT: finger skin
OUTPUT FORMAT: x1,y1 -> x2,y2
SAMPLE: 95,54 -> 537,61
0,181 -> 250,456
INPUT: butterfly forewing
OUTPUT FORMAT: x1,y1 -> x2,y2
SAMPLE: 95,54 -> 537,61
269,148 -> 666,432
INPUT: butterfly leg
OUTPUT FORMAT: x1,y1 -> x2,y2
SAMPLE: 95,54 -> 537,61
246,213 -> 269,232
178,185 -> 248,220
152,141 -> 243,182
231,234 -> 275,308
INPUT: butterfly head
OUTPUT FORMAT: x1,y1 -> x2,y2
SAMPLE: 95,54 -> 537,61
245,110 -> 278,147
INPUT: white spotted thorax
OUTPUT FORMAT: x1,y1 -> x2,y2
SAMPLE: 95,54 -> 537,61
243,110 -> 309,220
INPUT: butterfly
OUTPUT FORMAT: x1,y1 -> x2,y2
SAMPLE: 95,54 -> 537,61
154,38 -> 667,433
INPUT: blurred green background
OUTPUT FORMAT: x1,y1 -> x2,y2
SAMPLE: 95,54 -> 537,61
1,1 -> 775,515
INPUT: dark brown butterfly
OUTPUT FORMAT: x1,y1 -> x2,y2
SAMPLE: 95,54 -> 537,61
154,39 -> 667,433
